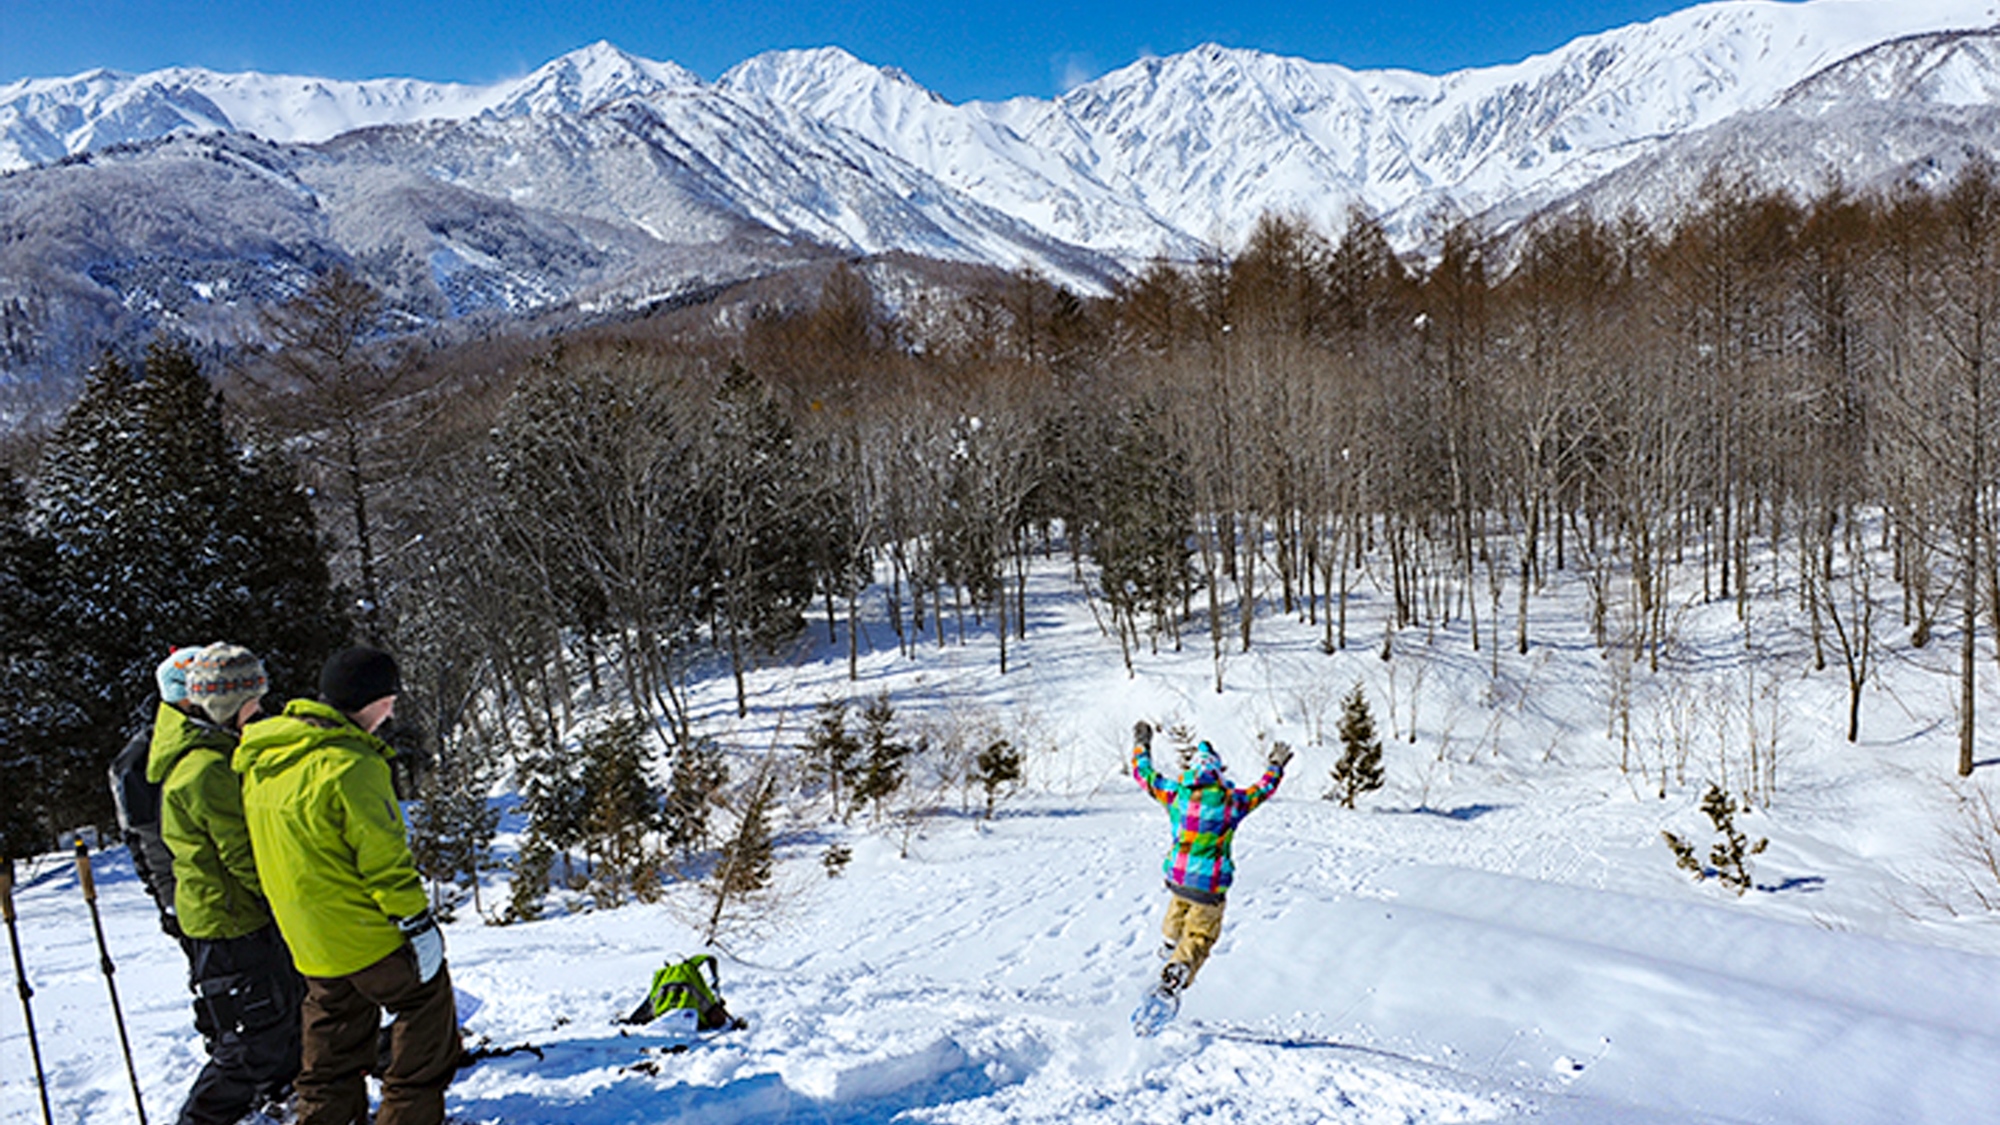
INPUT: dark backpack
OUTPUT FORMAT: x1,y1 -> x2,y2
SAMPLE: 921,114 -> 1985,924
621,954 -> 742,1032
108,724 -> 177,915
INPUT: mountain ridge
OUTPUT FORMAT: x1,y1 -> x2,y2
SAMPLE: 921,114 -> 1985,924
6,0 -> 2000,387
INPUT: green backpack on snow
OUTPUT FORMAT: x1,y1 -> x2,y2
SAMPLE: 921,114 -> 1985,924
621,954 -> 743,1032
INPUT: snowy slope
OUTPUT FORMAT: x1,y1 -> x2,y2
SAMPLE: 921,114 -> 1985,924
7,530 -> 2000,1124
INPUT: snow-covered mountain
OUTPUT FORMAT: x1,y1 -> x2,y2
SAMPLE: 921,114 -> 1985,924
0,41 -> 695,170
6,0 -> 2000,383
10,1 -> 2000,247
717,0 -> 2000,252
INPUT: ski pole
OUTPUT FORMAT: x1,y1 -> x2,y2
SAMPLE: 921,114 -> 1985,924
75,839 -> 149,1125
2,857 -> 55,1125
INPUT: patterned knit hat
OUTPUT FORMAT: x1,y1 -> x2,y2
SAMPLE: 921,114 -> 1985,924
1184,740 -> 1224,786
185,644 -> 269,726
154,646 -> 203,704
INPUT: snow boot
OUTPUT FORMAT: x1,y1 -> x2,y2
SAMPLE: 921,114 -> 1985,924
1131,961 -> 1189,1037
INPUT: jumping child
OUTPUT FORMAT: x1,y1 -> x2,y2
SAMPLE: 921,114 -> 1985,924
1130,720 -> 1291,1031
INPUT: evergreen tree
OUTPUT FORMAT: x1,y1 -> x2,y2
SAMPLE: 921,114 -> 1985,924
516,737 -> 588,886
0,471 -> 58,855
1662,784 -> 1769,896
799,696 -> 862,820
19,340 -> 344,839
973,738 -> 1024,819
851,692 -> 911,823
821,842 -> 853,878
662,736 -> 729,861
1090,405 -> 1194,669
580,715 -> 663,905
407,743 -> 500,921
1327,683 -> 1386,808
502,836 -> 555,924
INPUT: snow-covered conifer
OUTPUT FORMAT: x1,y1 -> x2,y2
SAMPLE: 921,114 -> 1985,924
1327,683 -> 1386,808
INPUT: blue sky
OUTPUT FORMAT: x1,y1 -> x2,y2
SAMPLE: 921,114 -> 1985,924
3,0 -> 1711,101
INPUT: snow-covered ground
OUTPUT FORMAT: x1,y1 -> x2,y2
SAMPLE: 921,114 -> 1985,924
7,540 -> 2000,1123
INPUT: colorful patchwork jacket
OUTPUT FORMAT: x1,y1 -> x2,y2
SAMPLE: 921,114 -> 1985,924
1133,741 -> 1283,897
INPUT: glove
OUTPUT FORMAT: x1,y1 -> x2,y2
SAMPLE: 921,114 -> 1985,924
1133,721 -> 1154,751
159,909 -> 183,939
397,910 -> 445,983
1267,741 -> 1294,770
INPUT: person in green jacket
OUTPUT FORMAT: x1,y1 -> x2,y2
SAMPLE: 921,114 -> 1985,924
153,643 -> 303,1125
236,645 -> 458,1125
109,647 -> 204,940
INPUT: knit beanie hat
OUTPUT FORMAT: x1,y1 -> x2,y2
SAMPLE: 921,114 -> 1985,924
155,646 -> 202,704
1183,740 -> 1224,786
319,646 -> 401,714
185,644 -> 269,726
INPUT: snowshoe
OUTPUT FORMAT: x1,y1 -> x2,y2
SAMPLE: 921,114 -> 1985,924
1131,961 -> 1189,1037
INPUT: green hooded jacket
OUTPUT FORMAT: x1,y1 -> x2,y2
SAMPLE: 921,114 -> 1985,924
234,698 -> 426,978
147,702 -> 272,940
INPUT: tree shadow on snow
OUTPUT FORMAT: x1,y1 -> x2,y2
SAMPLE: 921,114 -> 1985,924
1384,803 -> 1507,822
1758,875 -> 1827,894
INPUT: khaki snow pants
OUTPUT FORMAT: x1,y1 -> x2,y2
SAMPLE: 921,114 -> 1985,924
1161,894 -> 1226,984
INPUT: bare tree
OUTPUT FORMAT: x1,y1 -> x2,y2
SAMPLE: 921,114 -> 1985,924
250,269 -> 407,640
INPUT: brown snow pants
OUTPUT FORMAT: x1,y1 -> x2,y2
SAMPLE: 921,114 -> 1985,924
297,948 -> 460,1125
1161,893 -> 1226,984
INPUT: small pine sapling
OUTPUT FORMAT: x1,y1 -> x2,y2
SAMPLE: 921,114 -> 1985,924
1326,683 -> 1385,808
973,738 -> 1023,819
580,715 -> 663,907
407,744 -> 501,921
516,738 -> 587,888
704,770 -> 777,944
662,737 -> 730,862
502,836 -> 555,924
822,843 -> 853,878
799,696 -> 862,820
852,692 -> 911,822
1662,784 -> 1769,895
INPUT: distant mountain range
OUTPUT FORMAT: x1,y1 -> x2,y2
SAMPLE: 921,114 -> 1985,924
5,0 -> 2000,383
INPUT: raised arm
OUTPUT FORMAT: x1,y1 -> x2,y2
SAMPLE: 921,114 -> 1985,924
1131,721 -> 1174,805
1236,741 -> 1292,813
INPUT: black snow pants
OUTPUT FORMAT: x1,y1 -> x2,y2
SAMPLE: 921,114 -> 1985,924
179,922 -> 304,1125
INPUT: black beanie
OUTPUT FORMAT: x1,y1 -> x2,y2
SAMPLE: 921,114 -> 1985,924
319,646 -> 401,713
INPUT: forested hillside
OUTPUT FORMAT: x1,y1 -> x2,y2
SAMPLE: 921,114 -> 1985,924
4,160 -> 1997,861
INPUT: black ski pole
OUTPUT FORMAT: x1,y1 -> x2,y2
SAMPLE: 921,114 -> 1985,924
2,856 -> 55,1125
75,839 -> 149,1125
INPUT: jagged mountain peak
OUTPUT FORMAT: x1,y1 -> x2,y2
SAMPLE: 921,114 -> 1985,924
490,40 -> 702,117
720,46 -> 946,115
